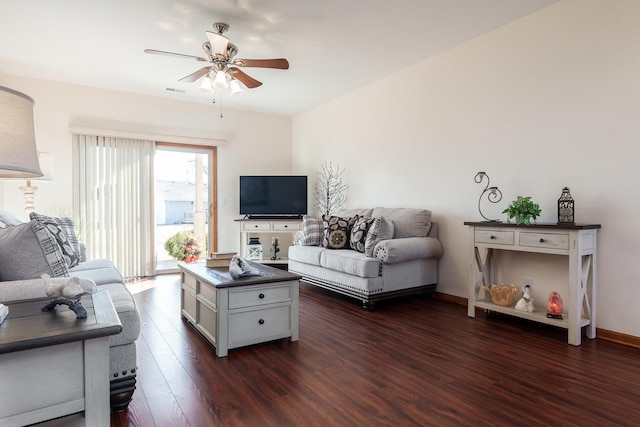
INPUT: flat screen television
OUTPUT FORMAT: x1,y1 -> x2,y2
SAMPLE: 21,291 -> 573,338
240,175 -> 308,218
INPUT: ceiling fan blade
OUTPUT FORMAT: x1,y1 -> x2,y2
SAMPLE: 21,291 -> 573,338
206,31 -> 229,58
179,67 -> 213,83
233,58 -> 289,70
144,49 -> 208,62
229,67 -> 262,88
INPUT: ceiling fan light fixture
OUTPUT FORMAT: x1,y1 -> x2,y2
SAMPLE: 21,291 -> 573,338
198,75 -> 213,93
213,70 -> 229,89
229,78 -> 244,95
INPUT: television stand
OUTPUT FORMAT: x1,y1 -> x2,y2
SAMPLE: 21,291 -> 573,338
245,215 -> 302,220
235,217 -> 302,263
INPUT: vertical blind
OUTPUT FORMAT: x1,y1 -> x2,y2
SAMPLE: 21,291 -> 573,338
72,134 -> 155,278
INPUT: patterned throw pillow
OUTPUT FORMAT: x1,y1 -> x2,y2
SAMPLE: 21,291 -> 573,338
0,220 -> 69,281
42,219 -> 80,268
350,216 -> 374,253
30,212 -> 81,260
364,216 -> 395,257
322,215 -> 357,249
300,216 -> 323,246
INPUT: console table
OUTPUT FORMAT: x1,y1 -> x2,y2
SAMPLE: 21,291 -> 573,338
464,222 -> 600,346
0,291 -> 121,426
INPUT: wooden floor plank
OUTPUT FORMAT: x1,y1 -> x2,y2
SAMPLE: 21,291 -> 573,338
111,276 -> 640,426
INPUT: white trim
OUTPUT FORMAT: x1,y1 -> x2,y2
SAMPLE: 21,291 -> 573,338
68,126 -> 228,146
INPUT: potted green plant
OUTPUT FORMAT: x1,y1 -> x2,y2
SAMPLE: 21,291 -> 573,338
502,196 -> 541,225
165,230 -> 202,262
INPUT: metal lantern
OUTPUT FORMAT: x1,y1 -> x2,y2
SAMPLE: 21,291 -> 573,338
246,237 -> 263,260
557,187 -> 575,224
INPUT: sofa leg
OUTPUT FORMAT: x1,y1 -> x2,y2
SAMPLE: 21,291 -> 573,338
362,300 -> 376,310
110,375 -> 137,412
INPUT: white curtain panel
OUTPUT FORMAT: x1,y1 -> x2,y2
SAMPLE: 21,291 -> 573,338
72,134 -> 155,278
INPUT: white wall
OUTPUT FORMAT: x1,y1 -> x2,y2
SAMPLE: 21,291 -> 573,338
293,0 -> 640,337
0,73 -> 292,253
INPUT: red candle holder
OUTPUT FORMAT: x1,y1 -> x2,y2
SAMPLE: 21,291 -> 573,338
547,291 -> 563,319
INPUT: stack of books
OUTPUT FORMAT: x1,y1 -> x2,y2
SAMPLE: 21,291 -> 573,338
206,251 -> 237,268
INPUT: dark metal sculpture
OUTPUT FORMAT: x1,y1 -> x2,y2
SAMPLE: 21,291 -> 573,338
42,297 -> 88,318
474,171 -> 502,222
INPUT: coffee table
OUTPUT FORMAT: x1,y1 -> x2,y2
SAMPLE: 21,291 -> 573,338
179,261 -> 301,357
0,290 -> 121,427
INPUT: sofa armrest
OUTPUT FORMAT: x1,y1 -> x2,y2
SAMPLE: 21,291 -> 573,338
374,237 -> 443,264
0,277 -> 98,303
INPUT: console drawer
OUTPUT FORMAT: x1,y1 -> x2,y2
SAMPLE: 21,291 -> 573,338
272,222 -> 301,231
519,232 -> 569,250
242,222 -> 271,231
229,305 -> 291,344
475,230 -> 514,245
229,284 -> 292,309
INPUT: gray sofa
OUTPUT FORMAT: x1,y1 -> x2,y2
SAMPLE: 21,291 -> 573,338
0,214 -> 140,412
288,207 -> 443,307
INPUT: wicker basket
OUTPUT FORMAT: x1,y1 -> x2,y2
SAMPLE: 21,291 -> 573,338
485,283 -> 521,306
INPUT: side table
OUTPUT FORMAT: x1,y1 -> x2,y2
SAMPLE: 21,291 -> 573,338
0,290 -> 122,427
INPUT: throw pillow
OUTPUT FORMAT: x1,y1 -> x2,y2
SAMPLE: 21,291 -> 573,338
364,216 -> 395,257
350,216 -> 374,253
322,215 -> 357,249
0,220 -> 69,281
41,219 -> 81,268
300,215 -> 323,246
30,212 -> 81,259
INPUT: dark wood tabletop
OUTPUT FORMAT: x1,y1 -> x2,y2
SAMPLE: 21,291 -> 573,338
0,290 -> 122,354
463,221 -> 601,230
179,261 -> 302,288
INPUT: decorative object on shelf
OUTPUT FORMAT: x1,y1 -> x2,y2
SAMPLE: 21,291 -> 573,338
474,171 -> 502,222
515,284 -> 535,312
502,196 -> 541,225
547,291 -> 563,319
557,187 -> 575,224
165,230 -> 202,262
40,274 -> 88,318
485,283 -> 520,307
246,237 -> 263,260
314,161 -> 348,217
270,236 -> 280,260
229,255 -> 260,279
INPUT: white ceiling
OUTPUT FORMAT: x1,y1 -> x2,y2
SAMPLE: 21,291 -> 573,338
0,0 -> 558,117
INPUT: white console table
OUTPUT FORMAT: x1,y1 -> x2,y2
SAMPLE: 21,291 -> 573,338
464,222 -> 600,346
235,218 -> 302,264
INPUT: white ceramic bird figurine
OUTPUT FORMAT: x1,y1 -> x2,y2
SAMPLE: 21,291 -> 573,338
42,274 -> 86,300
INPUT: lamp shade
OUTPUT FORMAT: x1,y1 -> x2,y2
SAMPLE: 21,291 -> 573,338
0,86 -> 42,178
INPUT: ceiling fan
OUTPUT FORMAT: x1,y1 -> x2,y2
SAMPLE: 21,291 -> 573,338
145,22 -> 289,93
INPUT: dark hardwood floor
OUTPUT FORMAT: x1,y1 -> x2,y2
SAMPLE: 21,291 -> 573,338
111,275 -> 640,427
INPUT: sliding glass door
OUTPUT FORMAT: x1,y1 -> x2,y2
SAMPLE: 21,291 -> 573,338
154,144 -> 216,273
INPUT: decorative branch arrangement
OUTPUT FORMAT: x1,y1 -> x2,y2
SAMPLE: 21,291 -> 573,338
474,171 -> 502,222
314,162 -> 348,217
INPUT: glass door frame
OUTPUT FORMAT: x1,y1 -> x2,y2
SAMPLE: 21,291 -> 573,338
155,142 -> 218,268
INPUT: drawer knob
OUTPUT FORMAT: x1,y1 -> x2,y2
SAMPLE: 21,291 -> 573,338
259,293 -> 265,299
254,225 -> 258,228
539,238 -> 545,243
259,319 -> 265,325
490,235 -> 496,240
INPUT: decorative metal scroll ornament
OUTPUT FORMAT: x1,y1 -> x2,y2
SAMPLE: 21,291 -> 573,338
474,172 -> 502,222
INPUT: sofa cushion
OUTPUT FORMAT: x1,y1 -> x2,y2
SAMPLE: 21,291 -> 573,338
0,220 -> 69,281
322,215 -> 357,249
0,211 -> 24,228
288,245 -> 324,266
372,207 -> 432,238
336,208 -> 373,219
299,215 -> 323,246
30,212 -> 82,260
350,216 -> 373,253
365,216 -> 394,257
320,249 -> 380,278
